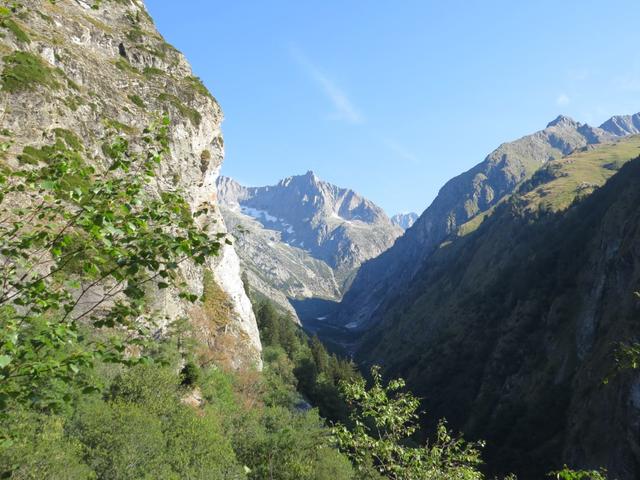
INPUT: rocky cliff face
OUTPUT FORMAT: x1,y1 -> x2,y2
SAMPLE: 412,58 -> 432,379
0,0 -> 260,367
355,138 -> 640,479
217,173 -> 402,319
332,113 -> 637,331
391,212 -> 418,230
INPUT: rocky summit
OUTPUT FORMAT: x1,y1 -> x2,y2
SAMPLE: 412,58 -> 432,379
217,172 -> 402,320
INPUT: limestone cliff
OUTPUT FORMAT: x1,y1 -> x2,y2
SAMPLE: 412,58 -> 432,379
0,0 -> 261,367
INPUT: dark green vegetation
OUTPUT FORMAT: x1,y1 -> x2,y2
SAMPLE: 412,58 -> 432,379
1,18 -> 30,44
127,93 -> 145,109
1,334 -> 358,479
185,75 -> 213,100
355,147 -> 640,479
255,300 -> 359,423
0,7 -> 30,44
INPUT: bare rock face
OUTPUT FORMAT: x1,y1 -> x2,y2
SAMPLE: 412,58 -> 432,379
391,212 -> 418,230
0,0 -> 261,367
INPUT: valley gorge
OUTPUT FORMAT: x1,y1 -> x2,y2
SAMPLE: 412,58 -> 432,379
1,1 -> 639,479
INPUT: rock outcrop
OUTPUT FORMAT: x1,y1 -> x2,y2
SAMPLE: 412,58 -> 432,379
0,0 -> 260,367
600,113 -> 640,136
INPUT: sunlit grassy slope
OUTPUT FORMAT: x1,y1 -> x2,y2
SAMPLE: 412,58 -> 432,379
458,134 -> 640,236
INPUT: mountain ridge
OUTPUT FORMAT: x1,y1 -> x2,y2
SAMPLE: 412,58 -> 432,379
328,111 -> 640,333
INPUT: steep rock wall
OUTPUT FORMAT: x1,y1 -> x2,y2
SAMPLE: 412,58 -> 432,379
0,0 -> 260,367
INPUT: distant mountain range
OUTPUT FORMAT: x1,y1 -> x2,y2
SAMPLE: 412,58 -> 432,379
391,212 -> 418,230
216,172 -> 401,319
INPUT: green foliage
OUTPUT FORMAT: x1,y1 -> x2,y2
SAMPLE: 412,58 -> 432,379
114,57 -> 139,75
1,51 -> 59,92
157,93 -> 202,127
70,363 -> 244,479
185,75 -> 213,99
126,26 -> 144,43
0,118 -> 224,412
53,128 -> 83,151
180,360 -> 201,386
103,118 -> 137,134
236,405 -> 354,480
0,407 -> 94,479
70,399 -> 173,479
550,466 -> 608,480
334,366 -> 485,480
615,341 -> 640,371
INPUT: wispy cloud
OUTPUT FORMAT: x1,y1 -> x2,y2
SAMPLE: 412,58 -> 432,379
556,93 -> 570,106
290,46 -> 363,124
612,74 -> 640,92
567,68 -> 590,82
382,138 -> 420,165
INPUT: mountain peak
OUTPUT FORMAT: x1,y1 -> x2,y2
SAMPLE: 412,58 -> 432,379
301,170 -> 320,184
546,114 -> 579,128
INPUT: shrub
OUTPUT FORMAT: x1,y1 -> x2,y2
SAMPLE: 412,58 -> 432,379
180,360 -> 201,386
334,366 -> 485,480
0,408 -> 93,479
70,400 -> 172,479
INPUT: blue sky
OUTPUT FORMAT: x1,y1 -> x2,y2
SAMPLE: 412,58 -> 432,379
146,0 -> 640,215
